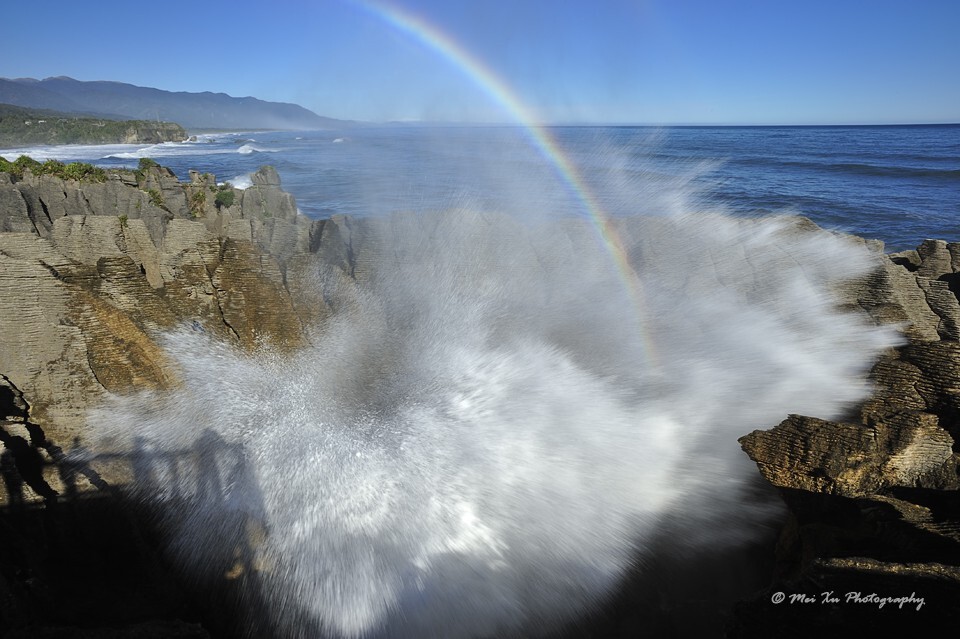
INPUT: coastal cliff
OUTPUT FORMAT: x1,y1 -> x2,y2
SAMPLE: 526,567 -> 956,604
0,103 -> 187,146
0,163 -> 958,636
0,162 -> 350,637
0,162 -> 353,452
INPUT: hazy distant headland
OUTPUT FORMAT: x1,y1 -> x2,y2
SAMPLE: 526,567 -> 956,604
0,103 -> 187,147
0,76 -> 351,131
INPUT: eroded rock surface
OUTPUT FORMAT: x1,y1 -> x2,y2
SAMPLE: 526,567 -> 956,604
736,237 -> 960,635
0,165 -> 349,490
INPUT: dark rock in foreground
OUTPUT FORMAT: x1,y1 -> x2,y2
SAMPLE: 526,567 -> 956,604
0,492 -> 210,638
734,240 -> 960,636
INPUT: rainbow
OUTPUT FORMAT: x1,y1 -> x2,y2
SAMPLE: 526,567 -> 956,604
354,0 -> 660,367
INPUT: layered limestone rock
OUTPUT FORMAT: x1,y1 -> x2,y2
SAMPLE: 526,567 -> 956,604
0,162 -> 356,637
0,164 -> 354,499
735,237 -> 960,635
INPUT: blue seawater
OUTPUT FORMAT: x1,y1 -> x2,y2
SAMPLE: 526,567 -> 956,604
2,124 -> 958,251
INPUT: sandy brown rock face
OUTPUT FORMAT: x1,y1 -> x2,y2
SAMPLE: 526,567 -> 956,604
740,412 -> 956,497
0,165 -> 335,499
735,234 -> 960,635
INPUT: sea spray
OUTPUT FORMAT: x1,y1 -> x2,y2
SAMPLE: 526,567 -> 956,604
89,208 -> 900,638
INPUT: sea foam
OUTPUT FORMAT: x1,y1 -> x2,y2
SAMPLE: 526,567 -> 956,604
1,143 -> 143,162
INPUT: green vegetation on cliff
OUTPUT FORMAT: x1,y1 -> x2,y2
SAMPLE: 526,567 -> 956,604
0,155 -> 107,182
0,103 -> 187,147
215,183 -> 235,208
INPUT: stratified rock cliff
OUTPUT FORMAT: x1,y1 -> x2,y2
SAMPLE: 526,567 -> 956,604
0,164 -> 353,457
0,162 -> 365,637
733,240 -> 960,635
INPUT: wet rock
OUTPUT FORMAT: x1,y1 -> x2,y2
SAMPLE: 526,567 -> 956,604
735,229 -> 960,635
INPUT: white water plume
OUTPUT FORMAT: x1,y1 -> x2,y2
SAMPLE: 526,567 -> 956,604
89,199 -> 899,637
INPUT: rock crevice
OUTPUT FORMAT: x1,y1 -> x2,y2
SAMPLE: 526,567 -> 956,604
735,236 -> 960,635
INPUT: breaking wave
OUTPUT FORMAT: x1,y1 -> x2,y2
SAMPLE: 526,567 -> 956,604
238,143 -> 280,154
224,173 -> 254,190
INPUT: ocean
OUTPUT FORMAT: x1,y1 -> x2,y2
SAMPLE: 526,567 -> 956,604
3,124 -> 959,251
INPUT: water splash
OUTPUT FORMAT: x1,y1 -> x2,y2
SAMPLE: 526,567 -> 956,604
89,205 -> 899,638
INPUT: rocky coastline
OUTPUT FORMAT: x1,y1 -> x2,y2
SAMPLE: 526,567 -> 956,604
732,237 -> 960,635
0,163 -> 958,636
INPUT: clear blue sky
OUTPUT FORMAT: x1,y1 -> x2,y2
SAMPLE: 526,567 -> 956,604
1,0 -> 957,125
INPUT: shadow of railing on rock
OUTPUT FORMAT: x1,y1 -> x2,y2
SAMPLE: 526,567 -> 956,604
0,421 -> 283,639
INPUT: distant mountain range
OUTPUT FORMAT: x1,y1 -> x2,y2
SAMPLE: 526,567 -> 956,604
0,77 -> 349,130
